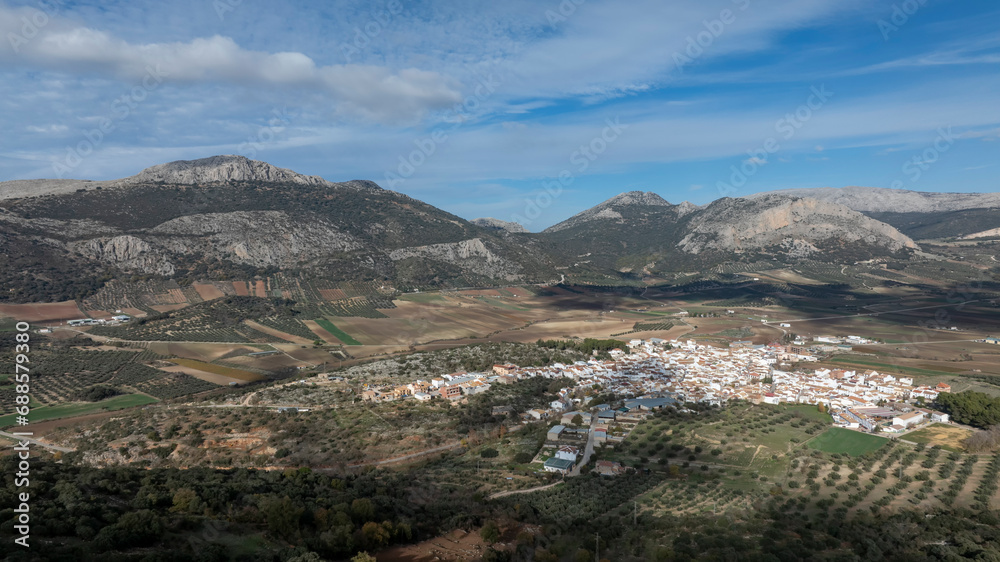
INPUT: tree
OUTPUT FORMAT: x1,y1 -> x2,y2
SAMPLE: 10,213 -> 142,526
351,553 -> 377,562
351,498 -> 375,522
571,414 -> 584,427
481,520 -> 501,544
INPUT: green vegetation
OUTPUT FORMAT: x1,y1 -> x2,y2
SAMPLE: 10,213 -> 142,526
936,390 -> 1000,429
397,292 -> 445,303
808,427 -> 887,456
315,318 -> 362,345
0,394 -> 159,427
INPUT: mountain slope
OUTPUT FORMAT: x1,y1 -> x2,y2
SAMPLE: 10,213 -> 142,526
757,186 -> 1000,239
0,157 -> 559,301
539,191 -> 919,278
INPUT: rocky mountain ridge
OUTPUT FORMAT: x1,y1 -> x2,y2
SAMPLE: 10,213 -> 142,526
759,186 -> 1000,213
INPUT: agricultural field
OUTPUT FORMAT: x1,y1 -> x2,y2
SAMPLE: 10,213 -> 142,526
168,358 -> 264,382
0,394 -> 160,428
314,318 -> 361,345
808,427 -> 887,456
904,423 -> 972,452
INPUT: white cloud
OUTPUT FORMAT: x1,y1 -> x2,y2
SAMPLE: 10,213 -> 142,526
0,5 -> 461,123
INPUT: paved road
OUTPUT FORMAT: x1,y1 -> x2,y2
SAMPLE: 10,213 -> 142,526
0,430 -> 75,453
570,414 -> 601,477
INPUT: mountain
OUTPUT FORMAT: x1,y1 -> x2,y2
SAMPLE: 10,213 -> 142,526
0,156 -> 559,302
756,186 -> 1000,239
470,217 -> 528,233
543,191 -> 677,233
542,191 -> 918,278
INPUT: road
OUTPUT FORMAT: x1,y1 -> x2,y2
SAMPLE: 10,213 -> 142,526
488,480 -> 562,499
570,413 -> 601,477
0,430 -> 75,453
346,442 -> 461,468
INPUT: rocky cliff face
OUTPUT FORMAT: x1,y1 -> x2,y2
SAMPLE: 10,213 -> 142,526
108,155 -> 337,187
71,235 -> 176,275
678,195 -> 919,255
388,238 -> 523,280
470,217 -> 529,233
758,186 -> 1000,213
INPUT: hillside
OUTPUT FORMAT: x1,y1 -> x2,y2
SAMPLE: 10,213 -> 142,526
541,191 -> 919,279
758,186 -> 1000,239
0,157 -> 560,302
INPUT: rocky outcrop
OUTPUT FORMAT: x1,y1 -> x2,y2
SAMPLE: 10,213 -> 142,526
758,186 -> 1000,213
388,238 -> 522,280
678,195 -> 919,254
148,211 -> 363,268
111,155 -> 335,187
471,217 -> 529,233
71,235 -> 175,275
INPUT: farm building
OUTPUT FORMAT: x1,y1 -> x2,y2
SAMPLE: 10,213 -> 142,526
543,458 -> 575,474
893,411 -> 925,428
547,425 -> 566,441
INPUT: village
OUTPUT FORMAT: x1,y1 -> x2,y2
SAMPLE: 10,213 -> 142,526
356,336 -> 955,475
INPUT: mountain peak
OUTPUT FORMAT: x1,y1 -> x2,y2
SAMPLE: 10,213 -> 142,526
543,190 -> 674,233
604,191 -> 672,207
113,155 -> 337,187
470,217 -> 528,233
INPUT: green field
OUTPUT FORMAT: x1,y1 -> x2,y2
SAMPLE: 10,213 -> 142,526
0,394 -> 160,428
397,293 -> 445,303
315,318 -> 362,345
808,427 -> 887,456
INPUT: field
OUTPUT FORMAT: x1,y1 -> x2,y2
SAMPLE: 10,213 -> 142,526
905,423 -> 972,452
168,358 -> 264,381
314,318 -> 362,345
0,301 -> 84,323
808,427 -> 888,456
0,394 -> 159,428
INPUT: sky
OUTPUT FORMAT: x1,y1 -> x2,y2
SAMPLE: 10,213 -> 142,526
0,0 -> 998,231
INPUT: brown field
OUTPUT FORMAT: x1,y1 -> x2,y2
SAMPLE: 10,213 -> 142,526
318,288 -> 347,301
147,342 -> 259,362
302,319 -> 339,343
121,307 -> 148,318
169,358 -> 263,381
81,308 -> 112,319
167,288 -> 187,303
905,423 -> 972,450
244,320 -> 311,344
193,283 -> 226,301
0,301 -> 84,323
254,280 -> 267,297
158,364 -> 241,385
505,287 -> 534,297
378,527 -> 501,562
222,353 -> 304,371
232,281 -> 250,296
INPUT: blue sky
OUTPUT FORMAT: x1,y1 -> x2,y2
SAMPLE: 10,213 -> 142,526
1,0 -> 998,230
